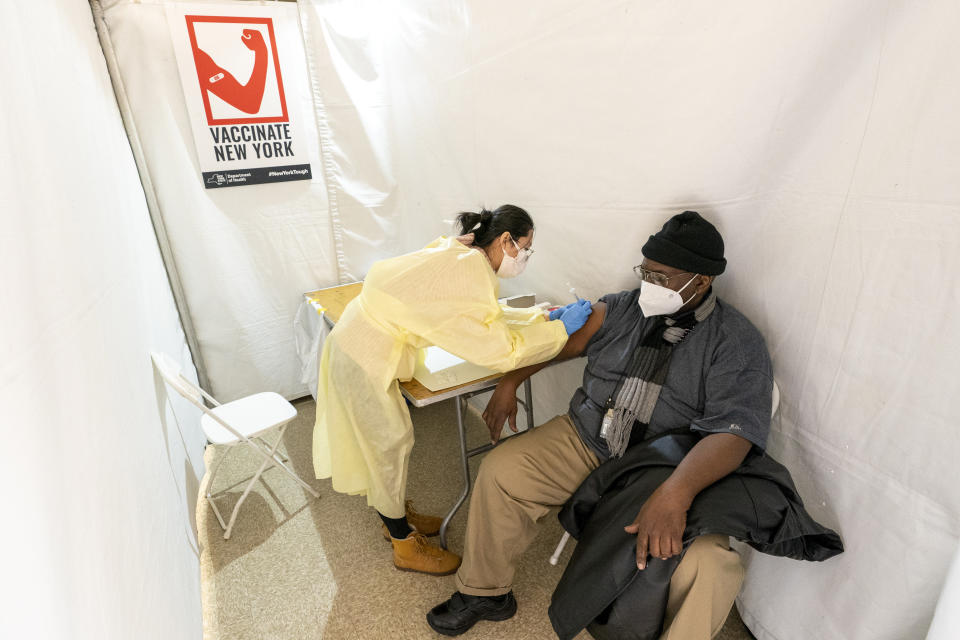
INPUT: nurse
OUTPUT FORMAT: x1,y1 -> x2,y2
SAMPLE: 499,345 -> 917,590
312,204 -> 592,575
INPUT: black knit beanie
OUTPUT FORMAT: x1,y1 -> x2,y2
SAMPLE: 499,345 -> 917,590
641,211 -> 726,275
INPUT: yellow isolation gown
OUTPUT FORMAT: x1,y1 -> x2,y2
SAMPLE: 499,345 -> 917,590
313,236 -> 568,517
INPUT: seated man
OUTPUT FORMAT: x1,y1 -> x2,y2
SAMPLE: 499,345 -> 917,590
428,211 -> 773,639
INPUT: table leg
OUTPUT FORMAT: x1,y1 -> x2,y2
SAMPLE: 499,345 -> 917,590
523,378 -> 535,428
440,394 -> 471,550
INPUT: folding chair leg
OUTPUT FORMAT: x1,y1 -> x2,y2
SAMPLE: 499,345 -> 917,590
206,444 -> 233,499
549,532 -> 571,566
219,424 -> 320,539
208,499 -> 228,532
254,435 -> 288,464
223,434 -> 285,540
205,444 -> 236,531
252,425 -> 320,499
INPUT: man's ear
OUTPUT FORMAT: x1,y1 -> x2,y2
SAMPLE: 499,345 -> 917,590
699,275 -> 714,292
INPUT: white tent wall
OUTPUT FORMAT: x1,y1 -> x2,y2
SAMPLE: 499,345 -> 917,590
298,0 -> 404,283
96,0 -> 339,402
0,2 -> 205,639
301,1 -> 960,638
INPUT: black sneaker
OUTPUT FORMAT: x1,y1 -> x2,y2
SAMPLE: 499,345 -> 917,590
426,591 -> 517,636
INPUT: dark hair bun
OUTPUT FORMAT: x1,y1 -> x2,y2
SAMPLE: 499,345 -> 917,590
455,204 -> 534,248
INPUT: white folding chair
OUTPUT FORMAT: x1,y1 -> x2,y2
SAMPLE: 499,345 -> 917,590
151,352 -> 320,540
548,380 -> 781,565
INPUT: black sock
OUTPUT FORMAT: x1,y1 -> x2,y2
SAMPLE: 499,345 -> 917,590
462,591 -> 510,603
379,512 -> 413,539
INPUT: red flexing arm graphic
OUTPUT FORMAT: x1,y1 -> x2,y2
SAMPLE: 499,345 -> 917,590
194,28 -> 268,114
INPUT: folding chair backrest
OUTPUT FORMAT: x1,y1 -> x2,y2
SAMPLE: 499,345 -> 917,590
771,380 -> 781,418
151,351 -> 205,408
151,351 -> 251,444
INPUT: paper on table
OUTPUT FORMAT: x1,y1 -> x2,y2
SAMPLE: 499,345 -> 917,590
412,346 -> 497,391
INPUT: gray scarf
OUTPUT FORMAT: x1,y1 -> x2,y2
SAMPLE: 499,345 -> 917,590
601,291 -> 717,458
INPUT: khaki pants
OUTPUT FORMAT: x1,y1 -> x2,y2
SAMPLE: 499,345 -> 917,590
455,415 -> 744,640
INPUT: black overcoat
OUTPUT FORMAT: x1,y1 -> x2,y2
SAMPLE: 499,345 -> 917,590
548,432 -> 844,640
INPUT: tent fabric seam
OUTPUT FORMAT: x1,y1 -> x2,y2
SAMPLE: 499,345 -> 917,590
89,0 -> 210,389
297,4 -> 346,284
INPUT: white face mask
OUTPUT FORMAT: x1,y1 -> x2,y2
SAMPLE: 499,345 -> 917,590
496,237 -> 532,279
637,273 -> 699,317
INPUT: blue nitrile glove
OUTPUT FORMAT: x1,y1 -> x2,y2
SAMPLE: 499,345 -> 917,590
549,301 -> 579,321
558,299 -> 592,335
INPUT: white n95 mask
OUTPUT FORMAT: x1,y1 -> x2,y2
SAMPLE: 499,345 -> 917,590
637,274 -> 698,317
496,238 -> 531,279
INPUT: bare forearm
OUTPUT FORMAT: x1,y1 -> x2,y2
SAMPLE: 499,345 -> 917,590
499,339 -> 579,387
659,433 -> 753,506
499,363 -> 548,390
499,301 -> 607,389
483,303 -> 606,442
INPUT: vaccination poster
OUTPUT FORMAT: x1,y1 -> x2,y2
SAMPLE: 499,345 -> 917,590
166,4 -> 313,188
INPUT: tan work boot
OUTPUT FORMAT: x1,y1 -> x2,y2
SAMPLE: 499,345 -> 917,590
405,499 -> 442,536
381,499 -> 444,540
392,532 -> 462,576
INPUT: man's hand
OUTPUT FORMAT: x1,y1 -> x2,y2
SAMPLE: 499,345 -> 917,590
624,432 -> 752,570
482,379 -> 519,444
624,483 -> 692,570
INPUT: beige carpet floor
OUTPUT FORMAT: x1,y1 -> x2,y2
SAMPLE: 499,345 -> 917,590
199,398 -> 756,640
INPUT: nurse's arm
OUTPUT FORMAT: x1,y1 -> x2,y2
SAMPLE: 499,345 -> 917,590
482,302 -> 606,442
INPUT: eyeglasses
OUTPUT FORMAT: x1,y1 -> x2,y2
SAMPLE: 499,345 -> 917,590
511,237 -> 535,258
633,265 -> 692,288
